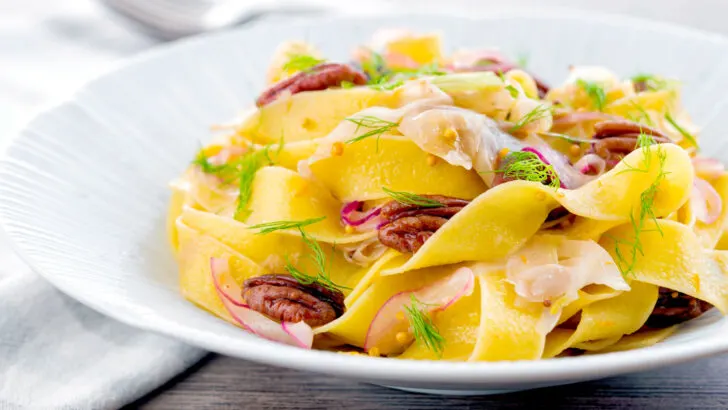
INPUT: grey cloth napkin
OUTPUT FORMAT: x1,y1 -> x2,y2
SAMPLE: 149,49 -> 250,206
0,267 -> 206,410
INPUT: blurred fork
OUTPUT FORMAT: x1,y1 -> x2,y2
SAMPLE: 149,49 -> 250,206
99,0 -> 355,40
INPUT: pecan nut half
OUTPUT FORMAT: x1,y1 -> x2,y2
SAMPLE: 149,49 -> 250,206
377,195 -> 470,253
593,137 -> 649,158
378,215 -> 449,254
644,287 -> 713,329
242,274 -> 345,327
589,120 -> 672,167
380,195 -> 469,222
633,80 -> 649,93
593,120 -> 669,140
256,63 -> 367,106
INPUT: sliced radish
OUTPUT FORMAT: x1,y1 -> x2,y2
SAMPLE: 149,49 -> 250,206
210,258 -> 314,349
210,258 -> 249,308
383,52 -> 420,69
692,178 -> 722,224
574,153 -> 606,175
692,156 -> 725,181
282,321 -> 315,349
363,267 -> 475,355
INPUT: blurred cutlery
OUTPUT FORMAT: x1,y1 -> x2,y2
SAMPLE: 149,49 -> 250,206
100,0 -> 355,40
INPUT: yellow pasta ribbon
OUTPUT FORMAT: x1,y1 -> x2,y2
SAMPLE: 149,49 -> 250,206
601,220 -> 728,313
167,182 -> 189,253
468,269 -> 548,361
244,166 -> 369,243
343,250 -> 408,306
543,281 -> 658,358
238,88 -> 396,143
596,326 -> 678,354
179,206 -> 366,293
383,144 -> 692,275
558,285 -> 624,325
315,265 -> 462,347
572,336 -> 622,352
398,279 -> 481,361
176,221 -> 265,321
686,174 -> 728,248
309,135 -> 486,201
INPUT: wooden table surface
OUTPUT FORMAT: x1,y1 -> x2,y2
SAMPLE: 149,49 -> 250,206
130,353 -> 728,409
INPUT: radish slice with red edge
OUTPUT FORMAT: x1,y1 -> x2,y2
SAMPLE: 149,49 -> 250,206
210,258 -> 249,308
282,321 -> 315,348
573,153 -> 606,175
210,258 -> 314,349
692,178 -> 722,224
364,266 -> 475,355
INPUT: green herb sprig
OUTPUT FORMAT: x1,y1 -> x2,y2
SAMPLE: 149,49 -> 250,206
284,228 -> 348,292
248,216 -> 326,235
510,105 -> 552,132
368,79 -> 404,91
665,112 -> 699,149
403,294 -> 445,356
498,71 -> 520,98
382,187 -> 444,208
233,149 -> 269,221
494,151 -> 561,189
360,50 -> 446,91
282,54 -> 325,72
631,73 -> 675,92
191,150 -> 240,183
192,143 -> 279,219
576,79 -> 607,111
344,115 -> 399,147
251,217 -> 344,291
537,132 -> 594,145
626,101 -> 655,126
611,134 -> 668,276
361,50 -> 388,83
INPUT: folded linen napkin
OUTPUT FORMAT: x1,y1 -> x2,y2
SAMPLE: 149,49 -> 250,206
0,233 -> 206,410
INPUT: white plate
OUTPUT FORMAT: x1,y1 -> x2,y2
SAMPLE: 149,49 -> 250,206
2,12 -> 728,395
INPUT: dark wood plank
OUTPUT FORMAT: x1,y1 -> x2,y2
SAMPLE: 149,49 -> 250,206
131,353 -> 728,409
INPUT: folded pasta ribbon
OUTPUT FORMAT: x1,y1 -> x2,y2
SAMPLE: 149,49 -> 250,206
383,144 -> 692,275
601,219 -> 728,313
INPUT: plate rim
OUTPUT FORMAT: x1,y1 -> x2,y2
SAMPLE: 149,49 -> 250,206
3,10 -> 728,386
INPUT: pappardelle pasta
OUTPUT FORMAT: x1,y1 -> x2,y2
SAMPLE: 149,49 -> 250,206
168,29 -> 728,360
